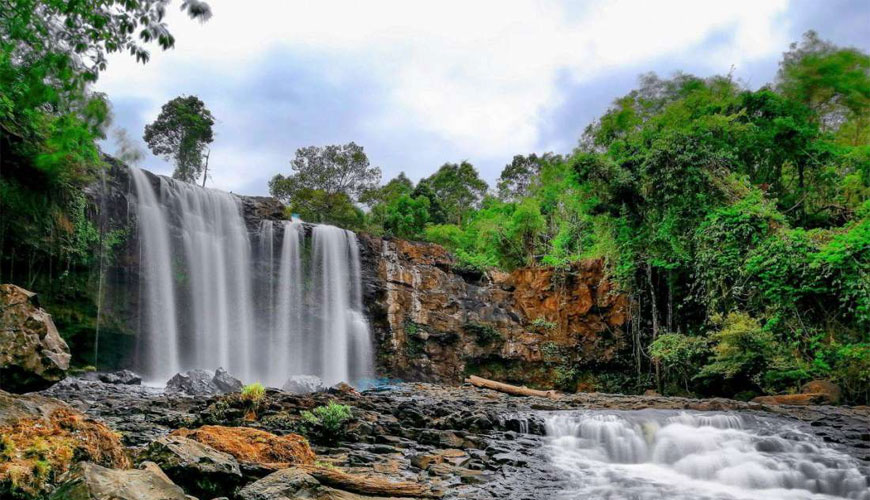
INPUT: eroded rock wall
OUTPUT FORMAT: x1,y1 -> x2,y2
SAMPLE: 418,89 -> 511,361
357,235 -> 629,387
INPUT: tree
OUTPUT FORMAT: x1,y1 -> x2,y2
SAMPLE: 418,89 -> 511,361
777,31 -> 870,134
383,195 -> 430,239
418,161 -> 488,224
497,153 -> 561,201
144,95 -> 215,184
269,142 -> 381,225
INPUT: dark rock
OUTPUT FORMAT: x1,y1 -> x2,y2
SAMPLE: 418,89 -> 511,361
281,374 -> 324,394
165,368 -> 242,396
237,468 -> 322,500
82,369 -> 142,385
0,284 -> 71,392
49,461 -> 188,500
213,367 -> 244,393
142,435 -> 243,498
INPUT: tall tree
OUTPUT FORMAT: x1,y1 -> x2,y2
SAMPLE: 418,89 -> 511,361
143,95 -> 215,184
777,30 -> 870,134
269,142 -> 381,224
497,153 -> 561,201
418,161 -> 488,224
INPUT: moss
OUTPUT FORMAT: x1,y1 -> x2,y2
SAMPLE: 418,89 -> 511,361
0,408 -> 129,498
464,322 -> 503,346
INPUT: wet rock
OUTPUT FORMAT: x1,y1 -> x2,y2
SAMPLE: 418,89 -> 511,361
143,434 -> 243,498
281,375 -> 324,394
213,367 -> 244,393
166,368 -> 242,396
0,284 -> 71,392
81,369 -> 142,385
49,461 -> 188,500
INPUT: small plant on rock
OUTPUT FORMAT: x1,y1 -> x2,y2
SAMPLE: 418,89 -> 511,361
301,401 -> 353,445
240,383 -> 266,420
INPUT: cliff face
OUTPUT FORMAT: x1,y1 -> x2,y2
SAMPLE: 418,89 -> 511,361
83,164 -> 629,387
357,235 -> 629,388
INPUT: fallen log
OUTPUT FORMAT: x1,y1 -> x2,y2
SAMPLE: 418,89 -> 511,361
465,375 -> 560,400
303,466 -> 441,498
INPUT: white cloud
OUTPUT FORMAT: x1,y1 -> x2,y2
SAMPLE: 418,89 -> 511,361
97,0 -> 792,193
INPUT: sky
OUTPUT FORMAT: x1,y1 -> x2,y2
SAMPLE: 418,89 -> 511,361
98,0 -> 870,196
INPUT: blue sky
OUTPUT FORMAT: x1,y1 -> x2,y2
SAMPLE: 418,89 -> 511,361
98,0 -> 870,196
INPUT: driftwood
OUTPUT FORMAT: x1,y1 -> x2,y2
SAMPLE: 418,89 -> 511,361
303,466 -> 441,498
465,375 -> 560,400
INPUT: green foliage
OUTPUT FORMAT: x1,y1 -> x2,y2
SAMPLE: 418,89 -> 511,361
464,322 -> 502,346
240,383 -> 266,403
649,333 -> 709,393
383,194 -> 430,239
301,402 -> 353,445
698,312 -> 778,387
143,95 -> 215,184
530,318 -> 557,332
418,161 -> 488,225
270,142 -> 380,228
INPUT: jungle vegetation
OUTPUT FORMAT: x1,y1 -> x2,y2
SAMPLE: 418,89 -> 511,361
277,31 -> 870,402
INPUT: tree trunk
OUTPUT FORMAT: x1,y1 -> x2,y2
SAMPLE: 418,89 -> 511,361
466,375 -> 560,399
646,262 -> 661,393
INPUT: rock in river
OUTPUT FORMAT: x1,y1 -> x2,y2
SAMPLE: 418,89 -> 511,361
281,374 -> 324,394
0,284 -> 71,392
166,368 -> 243,396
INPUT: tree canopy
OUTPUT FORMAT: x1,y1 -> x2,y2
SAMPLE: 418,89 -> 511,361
143,95 -> 215,184
269,142 -> 381,226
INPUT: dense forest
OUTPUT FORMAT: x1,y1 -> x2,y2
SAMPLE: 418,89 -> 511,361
1,0 -> 867,404
270,31 -> 870,403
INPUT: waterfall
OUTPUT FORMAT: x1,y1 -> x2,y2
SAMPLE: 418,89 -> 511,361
130,168 -> 181,381
129,168 -> 373,387
545,410 -> 869,499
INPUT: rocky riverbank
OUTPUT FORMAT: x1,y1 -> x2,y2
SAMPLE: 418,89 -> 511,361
6,375 -> 860,499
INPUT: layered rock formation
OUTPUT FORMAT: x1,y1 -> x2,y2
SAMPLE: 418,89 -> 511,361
0,284 -> 71,392
358,236 -> 628,388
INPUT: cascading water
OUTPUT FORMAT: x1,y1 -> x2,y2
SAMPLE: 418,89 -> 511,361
130,168 -> 373,386
545,410 -> 869,500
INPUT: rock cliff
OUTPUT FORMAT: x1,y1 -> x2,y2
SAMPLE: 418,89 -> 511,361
358,235 -> 629,388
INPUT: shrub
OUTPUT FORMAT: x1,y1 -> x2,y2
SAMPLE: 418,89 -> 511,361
465,322 -> 502,346
301,402 -> 353,445
241,383 -> 265,403
240,383 -> 266,420
649,333 -> 709,393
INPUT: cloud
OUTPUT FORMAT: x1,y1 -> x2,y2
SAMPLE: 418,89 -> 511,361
97,0 -> 867,195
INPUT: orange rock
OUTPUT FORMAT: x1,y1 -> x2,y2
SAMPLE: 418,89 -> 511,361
172,425 -> 314,470
751,393 -> 831,406
801,380 -> 841,404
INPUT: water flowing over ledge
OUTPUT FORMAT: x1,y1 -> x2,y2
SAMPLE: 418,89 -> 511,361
545,410 -> 869,500
129,168 -> 373,386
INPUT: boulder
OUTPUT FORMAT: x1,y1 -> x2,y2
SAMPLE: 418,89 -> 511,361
0,284 -> 71,392
237,468 -> 322,500
82,369 -> 142,385
281,375 -> 324,395
172,425 -> 315,472
49,461 -> 188,500
143,434 -> 243,498
239,467 -> 433,500
0,390 -> 130,498
213,367 -> 244,393
165,368 -> 242,396
801,380 -> 841,404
